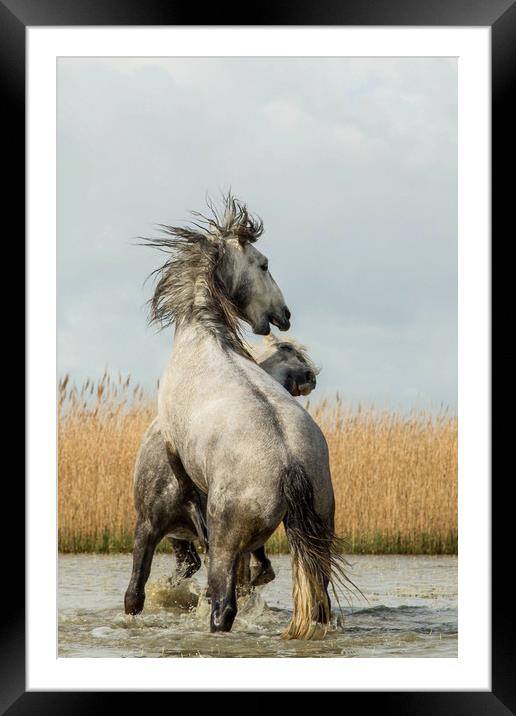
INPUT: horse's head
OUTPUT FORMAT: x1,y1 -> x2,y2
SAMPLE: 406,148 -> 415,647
219,239 -> 290,336
257,334 -> 319,397
145,194 -> 290,344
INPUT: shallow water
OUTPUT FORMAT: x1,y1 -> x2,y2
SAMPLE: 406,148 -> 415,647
58,553 -> 457,658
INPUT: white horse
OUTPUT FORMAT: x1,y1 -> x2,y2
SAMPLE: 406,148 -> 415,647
124,335 -> 320,615
139,195 -> 347,638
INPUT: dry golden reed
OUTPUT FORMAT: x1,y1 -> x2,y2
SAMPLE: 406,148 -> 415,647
58,376 -> 457,554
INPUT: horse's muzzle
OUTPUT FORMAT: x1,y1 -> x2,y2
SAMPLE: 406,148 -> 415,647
270,307 -> 291,332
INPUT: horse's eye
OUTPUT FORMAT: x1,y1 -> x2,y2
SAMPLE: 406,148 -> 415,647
282,344 -> 293,352
261,263 -> 268,272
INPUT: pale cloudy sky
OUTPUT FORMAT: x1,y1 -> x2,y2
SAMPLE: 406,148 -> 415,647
57,57 -> 457,410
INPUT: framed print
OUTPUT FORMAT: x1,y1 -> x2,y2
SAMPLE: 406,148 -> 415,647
7,0 -> 508,710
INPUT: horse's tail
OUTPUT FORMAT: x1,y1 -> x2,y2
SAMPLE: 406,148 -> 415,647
281,463 -> 350,640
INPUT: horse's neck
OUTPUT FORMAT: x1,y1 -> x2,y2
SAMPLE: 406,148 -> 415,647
172,320 -> 245,368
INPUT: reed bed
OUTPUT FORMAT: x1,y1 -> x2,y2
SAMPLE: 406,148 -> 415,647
58,376 -> 457,555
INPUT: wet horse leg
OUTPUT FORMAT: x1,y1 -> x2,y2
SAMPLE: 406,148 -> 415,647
209,556 -> 238,632
185,498 -> 208,551
235,553 -> 252,596
124,519 -> 161,615
208,541 -> 239,633
168,538 -> 201,580
250,546 -> 275,587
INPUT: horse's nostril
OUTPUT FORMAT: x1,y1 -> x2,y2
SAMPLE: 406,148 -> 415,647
306,371 -> 315,384
284,307 -> 291,321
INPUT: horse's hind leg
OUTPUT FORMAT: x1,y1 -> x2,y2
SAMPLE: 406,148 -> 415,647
208,545 -> 239,633
124,519 -> 161,615
250,546 -> 275,587
168,538 -> 201,581
235,553 -> 252,596
185,500 -> 208,552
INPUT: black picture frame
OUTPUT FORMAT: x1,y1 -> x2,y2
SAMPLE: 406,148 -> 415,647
7,0 -> 507,710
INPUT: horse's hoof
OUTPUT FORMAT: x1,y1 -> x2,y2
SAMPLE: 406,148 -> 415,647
210,605 -> 237,633
124,591 -> 145,615
250,565 -> 276,587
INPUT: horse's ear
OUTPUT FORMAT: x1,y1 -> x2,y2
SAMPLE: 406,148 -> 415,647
235,219 -> 257,245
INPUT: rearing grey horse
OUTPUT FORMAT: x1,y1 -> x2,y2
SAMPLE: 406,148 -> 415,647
124,334 -> 320,617
142,195 -> 347,639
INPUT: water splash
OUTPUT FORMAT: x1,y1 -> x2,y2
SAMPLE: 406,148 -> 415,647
146,576 -> 201,610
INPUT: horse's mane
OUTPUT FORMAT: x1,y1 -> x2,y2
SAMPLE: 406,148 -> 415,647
141,193 -> 263,359
254,335 -> 321,376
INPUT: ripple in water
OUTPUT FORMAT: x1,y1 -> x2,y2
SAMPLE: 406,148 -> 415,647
58,553 -> 458,658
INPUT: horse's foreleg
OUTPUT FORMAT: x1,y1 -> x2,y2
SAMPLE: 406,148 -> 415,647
168,538 -> 201,580
124,519 -> 160,615
250,546 -> 275,587
208,547 -> 238,633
